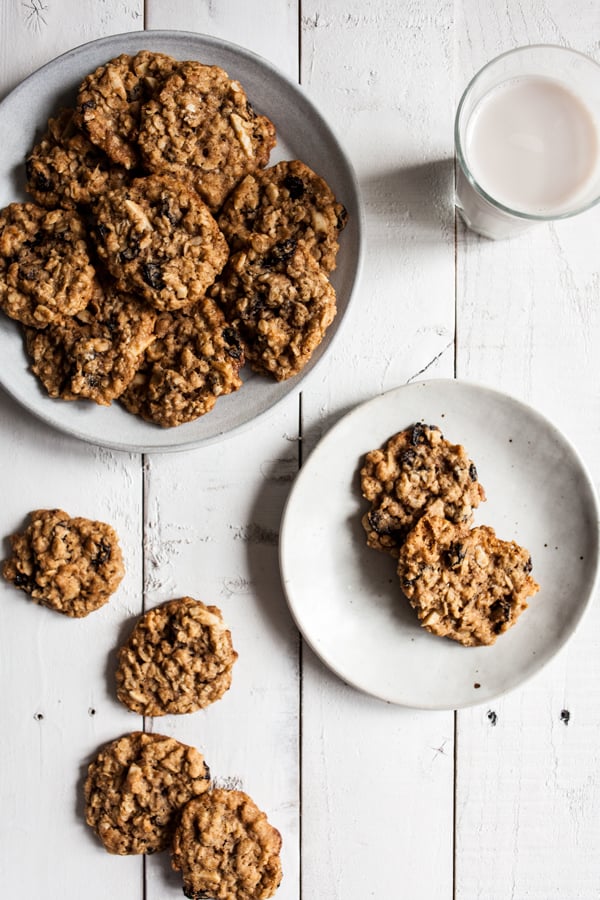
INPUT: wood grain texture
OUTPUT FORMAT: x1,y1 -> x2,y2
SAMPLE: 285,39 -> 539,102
455,2 -> 600,898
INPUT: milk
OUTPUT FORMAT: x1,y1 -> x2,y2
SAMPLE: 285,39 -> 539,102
456,75 -> 600,238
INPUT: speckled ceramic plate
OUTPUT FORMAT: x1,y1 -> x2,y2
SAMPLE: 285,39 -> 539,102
0,30 -> 362,453
279,379 -> 599,709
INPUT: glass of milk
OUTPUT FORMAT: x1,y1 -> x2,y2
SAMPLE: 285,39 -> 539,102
455,45 -> 600,239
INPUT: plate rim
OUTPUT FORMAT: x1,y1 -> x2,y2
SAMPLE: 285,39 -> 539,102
279,377 -> 600,709
0,29 -> 364,454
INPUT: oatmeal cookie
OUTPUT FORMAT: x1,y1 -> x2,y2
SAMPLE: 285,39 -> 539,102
138,60 -> 276,212
24,277 -> 156,405
2,509 -> 124,617
76,50 -> 179,170
0,202 -> 96,327
218,160 -> 348,272
397,515 -> 540,646
171,789 -> 283,900
116,596 -> 238,717
85,731 -> 211,855
25,108 -> 127,210
360,423 -> 486,556
212,243 -> 336,381
120,297 -> 244,427
92,174 -> 229,311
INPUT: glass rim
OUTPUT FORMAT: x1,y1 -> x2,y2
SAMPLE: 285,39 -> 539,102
455,44 -> 600,223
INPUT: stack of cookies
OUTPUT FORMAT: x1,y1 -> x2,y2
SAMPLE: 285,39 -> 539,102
0,49 -> 347,427
360,423 -> 540,646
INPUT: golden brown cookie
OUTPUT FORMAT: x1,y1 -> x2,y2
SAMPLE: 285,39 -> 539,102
116,597 -> 238,716
360,423 -> 486,556
212,243 -> 336,381
218,160 -> 348,272
120,298 -> 244,427
84,731 -> 211,855
76,50 -> 179,169
92,174 -> 229,312
171,789 -> 283,900
2,509 -> 125,617
24,277 -> 156,406
25,108 -> 127,210
138,60 -> 276,212
0,202 -> 96,328
397,515 -> 540,646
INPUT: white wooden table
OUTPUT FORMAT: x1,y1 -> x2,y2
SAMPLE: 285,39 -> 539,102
1,2 -> 599,898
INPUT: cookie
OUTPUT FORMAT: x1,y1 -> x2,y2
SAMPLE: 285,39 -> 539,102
25,108 -> 127,210
171,789 -> 282,900
138,61 -> 276,212
397,515 -> 540,646
84,731 -> 211,855
76,50 -> 179,169
212,243 -> 336,381
24,277 -> 156,406
0,202 -> 96,327
116,597 -> 238,716
92,174 -> 229,311
2,508 -> 125,617
360,423 -> 486,556
120,298 -> 244,427
218,160 -> 348,272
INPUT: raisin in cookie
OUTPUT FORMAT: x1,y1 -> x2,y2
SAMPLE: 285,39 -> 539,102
76,50 -> 179,170
138,61 -> 276,212
218,160 -> 348,272
0,202 -> 96,328
2,509 -> 124,617
120,298 -> 243,427
360,423 -> 486,556
92,174 -> 229,311
25,108 -> 127,210
116,597 -> 238,716
397,515 -> 540,646
212,243 -> 336,381
171,789 -> 282,900
24,278 -> 156,406
85,731 -> 210,855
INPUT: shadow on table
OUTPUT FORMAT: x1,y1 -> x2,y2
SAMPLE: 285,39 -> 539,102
360,157 -> 456,238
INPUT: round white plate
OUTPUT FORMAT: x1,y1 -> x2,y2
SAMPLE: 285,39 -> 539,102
0,31 -> 362,453
279,379 -> 599,709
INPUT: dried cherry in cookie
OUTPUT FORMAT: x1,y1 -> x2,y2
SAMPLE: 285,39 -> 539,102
0,202 -> 96,328
92,174 -> 229,311
218,159 -> 348,272
212,243 -> 337,381
138,60 -> 276,212
397,515 -> 540,646
360,424 -> 486,556
2,509 -> 125,617
120,298 -> 244,427
84,731 -> 211,855
24,277 -> 156,406
171,789 -> 283,900
116,596 -> 238,716
25,108 -> 127,210
76,50 -> 179,169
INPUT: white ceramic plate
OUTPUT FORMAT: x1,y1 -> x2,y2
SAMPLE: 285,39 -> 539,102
279,379 -> 599,709
0,31 -> 362,453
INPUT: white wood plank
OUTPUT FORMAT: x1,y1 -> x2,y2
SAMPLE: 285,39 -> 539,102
0,0 -> 144,101
299,2 -> 456,897
145,0 -> 299,81
141,5 -> 301,899
455,2 -> 600,897
0,394 -> 144,898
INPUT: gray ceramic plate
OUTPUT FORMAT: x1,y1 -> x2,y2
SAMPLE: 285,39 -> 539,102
0,31 -> 362,453
280,379 -> 600,709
